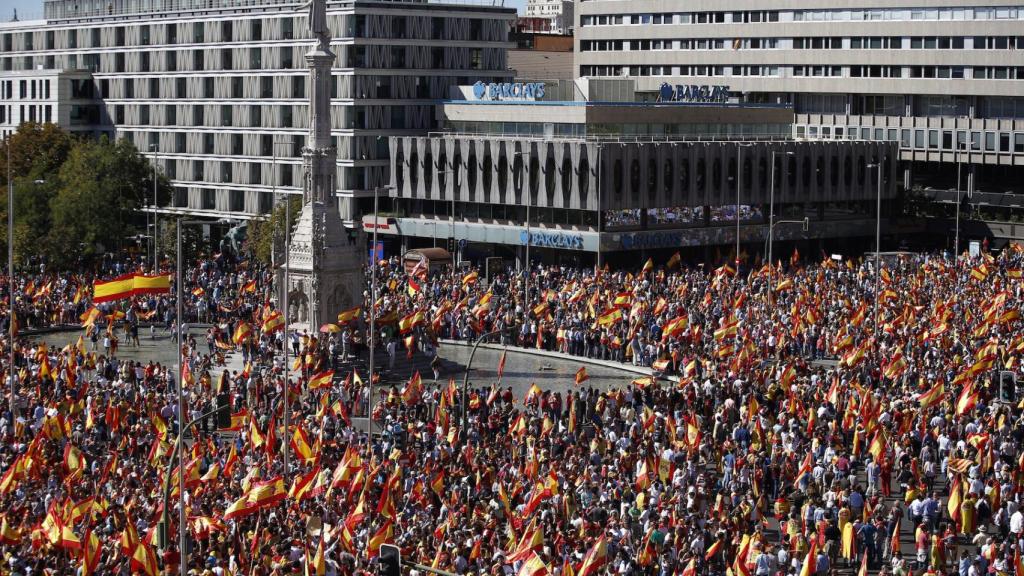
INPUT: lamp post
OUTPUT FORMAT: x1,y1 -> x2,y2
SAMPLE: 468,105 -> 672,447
150,144 -> 159,272
867,160 -> 884,336
766,150 -> 795,270
461,328 -> 508,433
271,138 -> 293,473
438,168 -> 456,282
174,218 -> 206,576
366,184 -> 395,458
735,143 -> 754,269
6,138 -> 13,421
509,150 -> 528,311
954,142 -> 967,259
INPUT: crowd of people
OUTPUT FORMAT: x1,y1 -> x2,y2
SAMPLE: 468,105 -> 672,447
0,242 -> 1021,576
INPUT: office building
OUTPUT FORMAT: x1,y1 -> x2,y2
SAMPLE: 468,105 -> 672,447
384,78 -> 897,267
524,0 -> 573,35
575,1 -> 1024,248
0,0 -> 515,223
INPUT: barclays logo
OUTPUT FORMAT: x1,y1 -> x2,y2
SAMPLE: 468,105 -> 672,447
621,232 -> 684,250
471,81 -> 545,101
521,230 -> 584,250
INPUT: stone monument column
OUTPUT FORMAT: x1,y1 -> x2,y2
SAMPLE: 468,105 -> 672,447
281,0 -> 364,332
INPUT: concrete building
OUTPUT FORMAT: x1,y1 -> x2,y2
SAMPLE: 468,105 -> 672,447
524,0 -> 573,34
0,0 -> 515,223
508,26 -> 573,81
385,79 -> 897,267
575,1 -> 1024,249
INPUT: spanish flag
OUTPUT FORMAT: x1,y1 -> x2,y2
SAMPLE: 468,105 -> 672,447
916,381 -> 945,410
308,369 -> 334,391
798,540 -> 817,576
288,466 -> 321,501
337,307 -> 361,323
232,322 -> 252,345
577,537 -> 608,576
367,521 -> 393,558
0,514 -> 20,545
574,367 -> 589,385
131,542 -> 159,576
93,273 -> 171,303
596,307 -> 622,327
262,311 -> 285,333
407,278 -> 422,297
516,552 -> 550,576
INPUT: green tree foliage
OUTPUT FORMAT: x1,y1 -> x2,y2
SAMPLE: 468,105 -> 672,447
1,124 -> 171,269
247,196 -> 301,265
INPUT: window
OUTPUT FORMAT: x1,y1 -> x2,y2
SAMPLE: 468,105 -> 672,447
232,133 -> 243,155
139,25 -> 150,46
985,132 -> 996,151
176,132 -> 186,153
204,133 -> 215,154
282,17 -> 294,40
203,77 -> 214,98
222,48 -> 233,70
221,105 -> 233,126
193,22 -> 205,43
261,76 -> 273,98
176,77 -> 186,98
166,51 -> 177,72
140,52 -> 150,72
222,21 -> 233,42
252,19 -> 262,41
292,76 -> 305,99
193,50 -> 204,71
149,78 -> 159,98
250,47 -> 261,69
281,46 -> 293,69
167,23 -> 178,44
232,77 -> 243,99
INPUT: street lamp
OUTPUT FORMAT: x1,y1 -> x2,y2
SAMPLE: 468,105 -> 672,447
954,141 -> 968,259
867,160 -> 884,335
767,216 -> 809,306
735,143 -> 754,269
509,150 -> 529,312
766,150 -> 796,269
270,138 -> 293,473
437,167 -> 457,282
460,328 -> 508,433
366,184 -> 395,460
4,136 -> 43,420
172,218 -> 207,576
150,144 -> 159,272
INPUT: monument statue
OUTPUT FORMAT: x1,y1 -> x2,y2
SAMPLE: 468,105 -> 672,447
279,0 -> 365,332
301,0 -> 330,49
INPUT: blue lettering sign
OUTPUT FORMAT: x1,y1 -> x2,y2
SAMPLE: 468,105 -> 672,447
520,230 -> 584,250
657,82 -> 730,103
621,232 -> 684,250
471,81 -> 546,102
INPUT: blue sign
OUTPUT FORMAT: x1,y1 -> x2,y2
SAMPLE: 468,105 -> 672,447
520,230 -> 584,250
368,241 -> 384,265
621,232 -> 685,250
658,83 -> 730,103
472,81 -> 545,101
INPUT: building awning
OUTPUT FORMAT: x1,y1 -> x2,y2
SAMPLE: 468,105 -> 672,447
405,248 -> 452,263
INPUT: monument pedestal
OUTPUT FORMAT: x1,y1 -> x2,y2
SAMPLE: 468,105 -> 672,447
276,15 -> 364,333
280,201 -> 364,332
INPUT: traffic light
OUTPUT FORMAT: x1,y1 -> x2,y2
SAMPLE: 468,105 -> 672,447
379,544 -> 401,576
216,393 -> 232,429
447,237 -> 456,254
999,371 -> 1016,403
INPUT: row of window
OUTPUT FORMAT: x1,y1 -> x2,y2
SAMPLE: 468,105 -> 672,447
580,6 -> 1024,24
0,45 -> 501,74
103,103 -> 424,131
0,15 -> 503,53
581,65 -> 1022,80
0,79 -> 51,100
799,124 -> 1024,155
0,104 -> 53,125
581,36 -> 1024,51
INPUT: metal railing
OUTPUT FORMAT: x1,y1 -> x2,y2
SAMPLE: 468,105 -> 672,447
44,0 -> 505,21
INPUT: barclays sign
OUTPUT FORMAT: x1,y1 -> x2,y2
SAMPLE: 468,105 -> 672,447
472,81 -> 546,101
659,83 -> 730,103
521,230 -> 584,250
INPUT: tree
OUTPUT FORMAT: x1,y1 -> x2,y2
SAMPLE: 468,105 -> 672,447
47,136 -> 163,267
247,196 -> 301,265
0,122 -> 74,186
